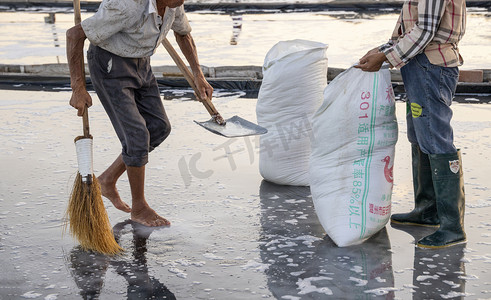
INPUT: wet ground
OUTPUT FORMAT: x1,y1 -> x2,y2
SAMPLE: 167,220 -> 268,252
1,3 -> 490,299
0,89 -> 490,299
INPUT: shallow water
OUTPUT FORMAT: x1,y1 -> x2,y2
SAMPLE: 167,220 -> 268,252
0,90 -> 490,299
0,9 -> 490,69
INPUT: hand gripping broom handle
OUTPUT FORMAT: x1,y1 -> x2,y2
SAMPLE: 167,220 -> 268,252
162,38 -> 225,125
73,0 -> 90,138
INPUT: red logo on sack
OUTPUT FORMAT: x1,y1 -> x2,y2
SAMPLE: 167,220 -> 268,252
382,156 -> 393,183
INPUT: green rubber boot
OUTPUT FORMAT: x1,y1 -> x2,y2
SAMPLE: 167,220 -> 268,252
417,151 -> 466,249
391,144 -> 439,227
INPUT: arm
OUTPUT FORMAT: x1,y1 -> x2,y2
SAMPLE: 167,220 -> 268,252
66,24 -> 92,116
354,4 -> 402,72
382,0 -> 445,69
355,13 -> 400,72
174,32 -> 213,102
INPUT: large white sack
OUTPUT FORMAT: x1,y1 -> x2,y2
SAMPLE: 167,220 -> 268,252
310,67 -> 398,247
256,39 -> 328,186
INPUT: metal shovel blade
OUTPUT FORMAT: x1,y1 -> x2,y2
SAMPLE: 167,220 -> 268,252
194,115 -> 268,138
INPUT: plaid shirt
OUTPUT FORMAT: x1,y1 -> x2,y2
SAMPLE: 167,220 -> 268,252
380,0 -> 466,69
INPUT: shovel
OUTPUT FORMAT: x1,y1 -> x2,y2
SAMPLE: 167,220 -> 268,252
162,38 -> 267,138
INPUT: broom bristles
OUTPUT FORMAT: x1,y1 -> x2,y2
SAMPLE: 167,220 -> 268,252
65,173 -> 123,255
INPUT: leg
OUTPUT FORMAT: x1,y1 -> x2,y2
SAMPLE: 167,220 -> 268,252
135,58 -> 171,151
98,154 -> 131,213
88,46 -> 171,225
390,144 -> 438,226
401,53 -> 465,248
418,151 -> 465,248
87,45 -> 152,168
127,165 -> 170,227
391,56 -> 440,226
87,45 -> 148,212
401,54 -> 457,155
125,59 -> 172,227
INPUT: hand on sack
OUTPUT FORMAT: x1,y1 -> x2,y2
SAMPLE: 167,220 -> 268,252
355,50 -> 387,72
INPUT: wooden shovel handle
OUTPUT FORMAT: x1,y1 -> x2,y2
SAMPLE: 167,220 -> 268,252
73,0 -> 82,24
73,0 -> 91,137
162,38 -> 225,125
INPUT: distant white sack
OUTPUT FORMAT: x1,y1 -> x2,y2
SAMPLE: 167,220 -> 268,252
256,39 -> 328,186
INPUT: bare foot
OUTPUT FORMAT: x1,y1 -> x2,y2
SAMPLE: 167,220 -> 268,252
98,176 -> 132,213
131,206 -> 171,227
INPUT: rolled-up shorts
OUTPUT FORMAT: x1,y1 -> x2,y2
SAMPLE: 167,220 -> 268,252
87,44 -> 171,167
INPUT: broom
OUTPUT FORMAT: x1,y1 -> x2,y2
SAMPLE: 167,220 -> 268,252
65,0 -> 122,255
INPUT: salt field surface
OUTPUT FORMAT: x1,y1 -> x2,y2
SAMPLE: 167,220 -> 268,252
0,9 -> 490,69
0,90 -> 490,299
1,3 -> 491,299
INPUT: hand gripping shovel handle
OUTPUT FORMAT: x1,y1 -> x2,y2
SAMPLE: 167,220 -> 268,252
161,38 -> 225,125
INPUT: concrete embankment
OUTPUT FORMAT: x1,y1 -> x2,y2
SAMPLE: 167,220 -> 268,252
0,63 -> 490,103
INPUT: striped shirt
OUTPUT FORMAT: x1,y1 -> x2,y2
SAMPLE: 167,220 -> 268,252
380,0 -> 466,69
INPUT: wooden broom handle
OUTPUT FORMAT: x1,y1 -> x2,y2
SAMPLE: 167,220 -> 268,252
162,38 -> 225,124
73,0 -> 90,137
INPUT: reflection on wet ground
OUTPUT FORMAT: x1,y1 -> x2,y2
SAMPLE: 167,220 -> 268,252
69,247 -> 108,299
69,221 -> 176,299
390,224 -> 467,299
259,181 -> 396,299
